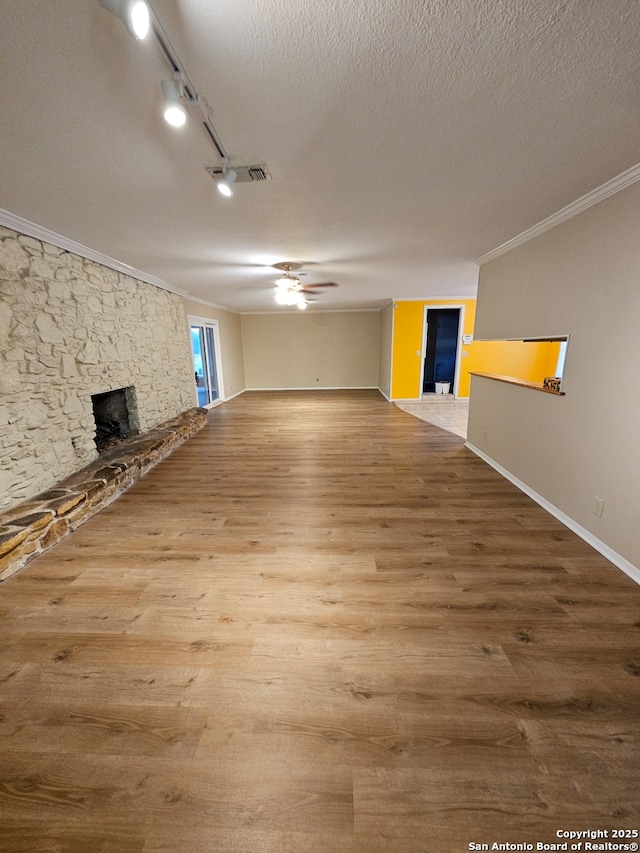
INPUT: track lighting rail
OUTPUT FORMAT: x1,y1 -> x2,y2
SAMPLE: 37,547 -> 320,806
147,5 -> 229,163
98,0 -> 230,165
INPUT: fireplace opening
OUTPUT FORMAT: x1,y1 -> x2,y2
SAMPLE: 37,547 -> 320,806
91,386 -> 139,453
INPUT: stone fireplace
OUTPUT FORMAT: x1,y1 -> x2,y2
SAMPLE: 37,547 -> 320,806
91,385 -> 139,453
0,223 -> 196,515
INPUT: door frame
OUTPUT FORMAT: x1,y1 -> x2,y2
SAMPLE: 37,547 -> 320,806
188,315 -> 225,408
419,304 -> 465,398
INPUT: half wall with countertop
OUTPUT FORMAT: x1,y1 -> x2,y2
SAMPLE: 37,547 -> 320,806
468,179 -> 640,576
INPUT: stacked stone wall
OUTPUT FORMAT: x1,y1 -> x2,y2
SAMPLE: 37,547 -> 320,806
0,225 -> 195,512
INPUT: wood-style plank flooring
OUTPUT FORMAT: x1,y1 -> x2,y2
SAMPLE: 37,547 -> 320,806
1,390 -> 639,853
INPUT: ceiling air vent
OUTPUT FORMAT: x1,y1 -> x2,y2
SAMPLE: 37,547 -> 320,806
247,166 -> 270,181
205,164 -> 272,184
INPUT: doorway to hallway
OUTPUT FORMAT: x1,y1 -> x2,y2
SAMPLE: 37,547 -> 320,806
421,307 -> 461,394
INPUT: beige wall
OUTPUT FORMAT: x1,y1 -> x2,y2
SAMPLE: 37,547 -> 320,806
469,181 -> 640,573
183,300 -> 246,401
378,302 -> 393,398
241,311 -> 380,389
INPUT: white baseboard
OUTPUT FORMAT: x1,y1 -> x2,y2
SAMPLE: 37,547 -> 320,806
244,386 -> 378,392
390,395 -> 470,402
224,388 -> 246,402
465,442 -> 640,586
233,387 -> 390,400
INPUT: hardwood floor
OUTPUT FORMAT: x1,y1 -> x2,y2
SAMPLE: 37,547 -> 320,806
1,390 -> 639,853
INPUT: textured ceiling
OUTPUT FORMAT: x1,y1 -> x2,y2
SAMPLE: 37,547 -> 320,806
1,0 -> 639,311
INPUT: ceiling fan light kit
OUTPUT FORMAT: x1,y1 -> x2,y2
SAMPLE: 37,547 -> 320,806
270,263 -> 337,309
274,287 -> 305,308
276,275 -> 294,288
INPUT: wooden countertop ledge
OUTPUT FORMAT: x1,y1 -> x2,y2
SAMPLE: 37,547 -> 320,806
470,372 -> 565,395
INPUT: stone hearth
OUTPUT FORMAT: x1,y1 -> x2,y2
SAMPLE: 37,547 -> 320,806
0,407 -> 207,581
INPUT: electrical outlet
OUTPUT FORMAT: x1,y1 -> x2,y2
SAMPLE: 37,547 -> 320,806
593,496 -> 605,517
483,430 -> 488,441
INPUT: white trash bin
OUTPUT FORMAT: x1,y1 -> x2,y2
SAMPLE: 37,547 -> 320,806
435,382 -> 451,394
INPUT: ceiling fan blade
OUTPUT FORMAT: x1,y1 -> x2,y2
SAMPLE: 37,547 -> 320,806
301,282 -> 338,289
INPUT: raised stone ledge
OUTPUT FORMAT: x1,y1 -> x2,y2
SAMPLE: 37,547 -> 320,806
0,407 -> 207,582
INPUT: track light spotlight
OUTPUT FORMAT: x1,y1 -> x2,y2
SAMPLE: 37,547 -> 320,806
98,0 -> 150,40
217,169 -> 237,197
161,79 -> 187,127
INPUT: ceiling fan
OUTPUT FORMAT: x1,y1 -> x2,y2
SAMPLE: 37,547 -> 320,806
272,262 -> 338,309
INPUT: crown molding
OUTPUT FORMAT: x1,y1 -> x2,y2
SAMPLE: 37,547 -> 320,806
392,296 -> 476,304
242,307 -> 382,315
182,293 -> 240,313
476,162 -> 640,265
0,208 -> 189,297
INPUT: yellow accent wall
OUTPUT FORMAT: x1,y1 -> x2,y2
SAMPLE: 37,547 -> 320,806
391,300 -> 561,399
470,339 -> 561,383
391,300 -> 477,399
